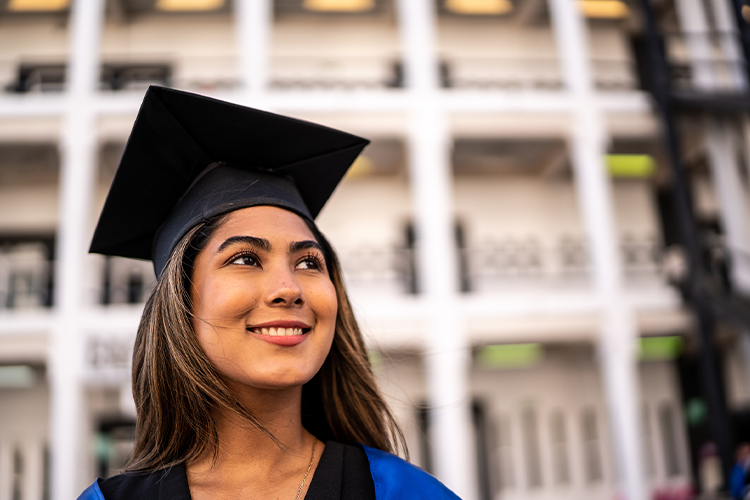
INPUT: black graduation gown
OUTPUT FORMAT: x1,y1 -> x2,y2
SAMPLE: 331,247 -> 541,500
91,442 -> 375,500
79,441 -> 462,499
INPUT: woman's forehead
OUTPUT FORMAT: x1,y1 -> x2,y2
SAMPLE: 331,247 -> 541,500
213,206 -> 316,243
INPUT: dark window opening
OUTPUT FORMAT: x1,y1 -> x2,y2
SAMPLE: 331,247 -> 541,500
6,63 -> 171,93
100,256 -> 155,306
403,222 -> 419,294
6,64 -> 65,93
455,220 -> 471,293
0,235 -> 55,309
100,63 -> 171,91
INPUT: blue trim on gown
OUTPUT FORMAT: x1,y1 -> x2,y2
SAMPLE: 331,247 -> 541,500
361,445 -> 460,500
77,480 -> 105,500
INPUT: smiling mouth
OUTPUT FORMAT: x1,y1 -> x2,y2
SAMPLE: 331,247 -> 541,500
248,327 -> 309,337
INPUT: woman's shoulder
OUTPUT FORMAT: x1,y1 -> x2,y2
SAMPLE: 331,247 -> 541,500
77,464 -> 190,500
360,445 -> 462,500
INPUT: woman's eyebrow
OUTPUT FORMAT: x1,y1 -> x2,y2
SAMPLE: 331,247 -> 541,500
289,240 -> 324,254
216,236 -> 271,254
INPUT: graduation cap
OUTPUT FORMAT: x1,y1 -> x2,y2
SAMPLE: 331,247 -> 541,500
90,86 -> 369,276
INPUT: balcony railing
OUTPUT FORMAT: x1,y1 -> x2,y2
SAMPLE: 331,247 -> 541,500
0,235 -> 667,313
3,62 -> 173,94
636,31 -> 750,95
443,58 -> 636,91
270,57 -> 403,90
462,236 -> 662,291
1,56 -> 639,95
339,235 -> 663,294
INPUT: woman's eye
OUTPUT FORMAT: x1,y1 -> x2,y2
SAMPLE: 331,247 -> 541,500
230,253 -> 259,267
296,256 -> 322,270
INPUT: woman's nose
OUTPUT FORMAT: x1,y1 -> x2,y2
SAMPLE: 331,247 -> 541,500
264,268 -> 304,306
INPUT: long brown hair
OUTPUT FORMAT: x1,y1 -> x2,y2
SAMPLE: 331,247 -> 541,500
125,213 -> 406,472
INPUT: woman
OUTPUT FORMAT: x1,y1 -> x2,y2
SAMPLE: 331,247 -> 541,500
78,86 -> 459,500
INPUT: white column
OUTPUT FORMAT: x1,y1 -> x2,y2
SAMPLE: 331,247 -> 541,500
395,1 -> 477,499
675,0 -> 750,294
235,0 -> 272,104
49,1 -> 104,499
547,1 -> 646,499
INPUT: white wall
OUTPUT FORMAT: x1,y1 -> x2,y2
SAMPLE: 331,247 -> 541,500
317,174 -> 411,248
0,185 -> 59,231
455,175 -> 658,247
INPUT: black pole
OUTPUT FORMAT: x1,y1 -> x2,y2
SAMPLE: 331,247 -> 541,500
636,0 -> 736,487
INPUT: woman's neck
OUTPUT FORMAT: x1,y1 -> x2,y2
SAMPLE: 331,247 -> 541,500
186,385 -> 324,500
196,385 -> 310,468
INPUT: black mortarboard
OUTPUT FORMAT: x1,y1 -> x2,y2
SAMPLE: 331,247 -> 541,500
89,86 -> 369,276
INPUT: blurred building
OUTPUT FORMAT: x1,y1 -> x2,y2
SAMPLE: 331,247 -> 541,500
1,0 -> 750,499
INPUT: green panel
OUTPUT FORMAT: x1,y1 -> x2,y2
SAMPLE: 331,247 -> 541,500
606,155 -> 655,178
639,336 -> 683,361
476,343 -> 542,369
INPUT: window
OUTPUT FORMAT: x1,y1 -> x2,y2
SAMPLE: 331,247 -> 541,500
100,64 -> 171,91
6,64 -> 65,93
0,239 -> 54,310
643,405 -> 656,477
550,410 -> 570,484
100,257 -> 155,305
6,63 -> 171,93
13,446 -> 23,500
658,403 -> 681,477
494,413 -> 515,491
582,408 -> 603,483
521,405 -> 543,488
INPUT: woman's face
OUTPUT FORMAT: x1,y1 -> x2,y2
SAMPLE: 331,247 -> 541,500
189,206 -> 337,392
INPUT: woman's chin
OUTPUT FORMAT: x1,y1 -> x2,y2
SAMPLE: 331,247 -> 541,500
225,371 -> 318,393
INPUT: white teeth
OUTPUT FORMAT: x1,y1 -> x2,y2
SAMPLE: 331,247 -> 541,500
251,327 -> 305,336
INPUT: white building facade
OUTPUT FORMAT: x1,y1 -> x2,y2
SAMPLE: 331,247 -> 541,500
1,1 -> 749,500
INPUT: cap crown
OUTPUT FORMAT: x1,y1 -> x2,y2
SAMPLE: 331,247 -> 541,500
90,86 -> 369,275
